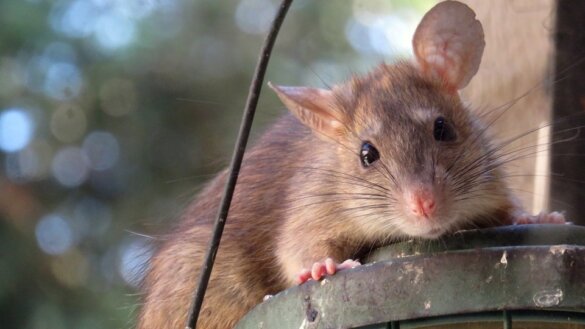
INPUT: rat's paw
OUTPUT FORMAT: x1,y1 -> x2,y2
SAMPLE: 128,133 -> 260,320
296,258 -> 361,284
514,211 -> 567,225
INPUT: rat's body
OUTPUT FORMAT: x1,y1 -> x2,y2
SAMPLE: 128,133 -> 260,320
136,2 -> 564,329
137,63 -> 518,329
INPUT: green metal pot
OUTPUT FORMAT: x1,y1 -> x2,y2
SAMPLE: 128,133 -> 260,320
235,224 -> 585,329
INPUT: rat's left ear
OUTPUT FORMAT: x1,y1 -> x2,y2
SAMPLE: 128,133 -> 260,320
268,82 -> 346,141
412,0 -> 485,90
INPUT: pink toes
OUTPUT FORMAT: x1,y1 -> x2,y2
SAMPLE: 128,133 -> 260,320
337,259 -> 362,270
514,211 -> 567,225
311,260 -> 327,281
296,258 -> 361,284
297,269 -> 312,284
325,258 -> 336,275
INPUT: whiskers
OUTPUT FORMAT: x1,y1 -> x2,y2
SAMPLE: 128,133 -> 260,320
276,164 -> 405,241
444,81 -> 585,209
285,166 -> 398,212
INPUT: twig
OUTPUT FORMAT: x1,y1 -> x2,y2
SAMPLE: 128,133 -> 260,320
184,1 -> 294,328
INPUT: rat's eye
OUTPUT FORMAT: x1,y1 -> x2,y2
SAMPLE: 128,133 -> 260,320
360,142 -> 380,167
433,116 -> 456,142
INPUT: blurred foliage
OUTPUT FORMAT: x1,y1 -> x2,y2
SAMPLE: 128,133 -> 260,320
0,0 -> 433,328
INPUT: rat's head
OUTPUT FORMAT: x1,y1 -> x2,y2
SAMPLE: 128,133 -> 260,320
270,1 -> 505,239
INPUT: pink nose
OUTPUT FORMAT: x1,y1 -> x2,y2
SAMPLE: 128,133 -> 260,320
410,189 -> 436,218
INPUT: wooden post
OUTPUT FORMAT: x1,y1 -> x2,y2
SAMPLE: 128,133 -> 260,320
460,0 -> 555,215
551,0 -> 585,224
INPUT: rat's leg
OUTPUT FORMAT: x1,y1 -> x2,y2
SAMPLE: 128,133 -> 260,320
277,216 -> 363,286
296,258 -> 361,284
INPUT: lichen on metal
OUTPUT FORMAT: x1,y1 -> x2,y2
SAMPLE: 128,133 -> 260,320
235,225 -> 585,329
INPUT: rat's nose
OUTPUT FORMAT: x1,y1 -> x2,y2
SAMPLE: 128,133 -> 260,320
410,189 -> 436,218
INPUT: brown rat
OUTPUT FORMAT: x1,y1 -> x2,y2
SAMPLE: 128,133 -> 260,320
136,1 -> 565,329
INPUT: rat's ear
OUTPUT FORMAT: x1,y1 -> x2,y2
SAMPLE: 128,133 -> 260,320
412,0 -> 485,90
268,82 -> 346,140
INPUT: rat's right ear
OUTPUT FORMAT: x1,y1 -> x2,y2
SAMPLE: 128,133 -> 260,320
268,82 -> 346,140
412,1 -> 485,91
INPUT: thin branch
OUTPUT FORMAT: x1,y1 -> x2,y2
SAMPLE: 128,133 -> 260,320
184,1 -> 294,328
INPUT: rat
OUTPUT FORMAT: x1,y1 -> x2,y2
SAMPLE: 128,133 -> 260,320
135,1 -> 565,329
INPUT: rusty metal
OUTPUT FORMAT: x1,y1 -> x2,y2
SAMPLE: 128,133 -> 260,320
235,225 -> 585,329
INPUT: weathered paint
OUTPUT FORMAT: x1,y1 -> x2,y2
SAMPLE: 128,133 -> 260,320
235,225 -> 585,329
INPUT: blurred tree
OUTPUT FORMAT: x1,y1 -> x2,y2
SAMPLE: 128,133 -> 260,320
0,0 -> 433,328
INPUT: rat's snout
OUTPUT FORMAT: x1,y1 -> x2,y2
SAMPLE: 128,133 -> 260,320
408,188 -> 437,219
398,184 -> 448,238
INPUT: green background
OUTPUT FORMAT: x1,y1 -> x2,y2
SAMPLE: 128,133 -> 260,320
0,1 -> 433,328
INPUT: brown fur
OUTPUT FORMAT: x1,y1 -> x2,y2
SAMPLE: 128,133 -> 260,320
136,62 -> 519,329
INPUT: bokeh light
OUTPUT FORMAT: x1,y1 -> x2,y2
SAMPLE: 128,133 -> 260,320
50,104 -> 87,143
35,214 -> 74,255
82,131 -> 120,171
50,0 -> 97,38
346,2 -> 423,57
43,61 -> 83,100
0,108 -> 34,153
49,0 -> 145,52
118,237 -> 153,287
4,141 -> 52,182
235,0 -> 277,35
51,147 -> 89,187
50,249 -> 89,287
345,18 -> 378,55
110,0 -> 158,19
94,13 -> 136,51
42,42 -> 78,69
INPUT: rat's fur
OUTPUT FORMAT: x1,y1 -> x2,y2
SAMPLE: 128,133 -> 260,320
136,62 -> 518,329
